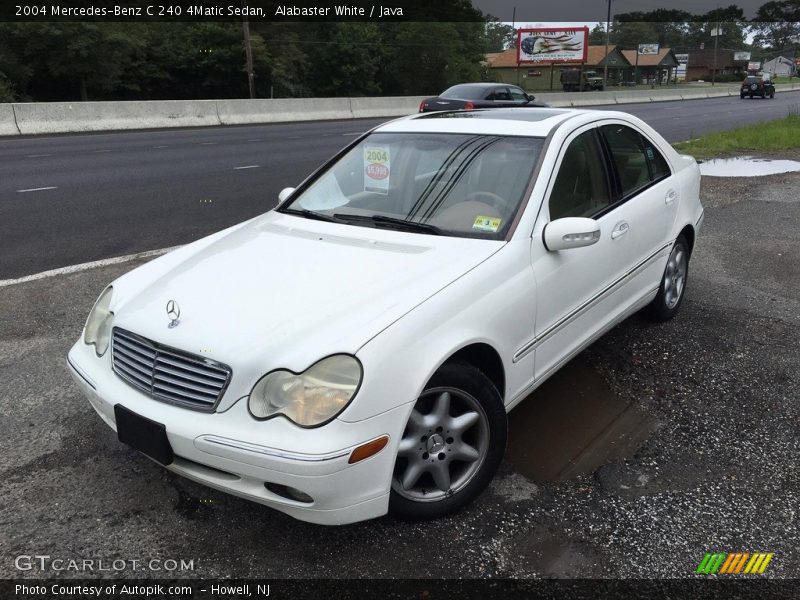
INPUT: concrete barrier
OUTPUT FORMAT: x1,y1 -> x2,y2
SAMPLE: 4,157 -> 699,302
0,103 -> 18,136
350,96 -> 426,118
13,100 -> 221,134
216,97 -> 352,125
2,85 -> 800,137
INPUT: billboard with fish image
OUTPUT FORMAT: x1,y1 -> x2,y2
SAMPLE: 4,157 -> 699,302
517,27 -> 589,64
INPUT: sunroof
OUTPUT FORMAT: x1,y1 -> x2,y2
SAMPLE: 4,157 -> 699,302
415,108 -> 570,122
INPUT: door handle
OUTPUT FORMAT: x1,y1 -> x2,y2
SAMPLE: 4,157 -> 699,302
665,189 -> 678,204
611,221 -> 630,239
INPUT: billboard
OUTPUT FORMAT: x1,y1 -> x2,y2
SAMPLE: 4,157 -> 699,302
517,27 -> 588,64
748,61 -> 761,71
734,51 -> 752,61
638,43 -> 660,55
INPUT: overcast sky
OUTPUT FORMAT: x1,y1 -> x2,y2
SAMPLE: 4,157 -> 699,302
474,0 -> 767,21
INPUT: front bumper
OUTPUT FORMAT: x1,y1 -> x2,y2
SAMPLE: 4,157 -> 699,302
67,340 -> 406,525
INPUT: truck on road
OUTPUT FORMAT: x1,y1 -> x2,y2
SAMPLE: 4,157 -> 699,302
560,69 -> 604,92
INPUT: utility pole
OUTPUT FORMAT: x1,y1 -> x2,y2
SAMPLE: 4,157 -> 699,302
242,1 -> 256,99
711,21 -> 720,87
603,0 -> 612,88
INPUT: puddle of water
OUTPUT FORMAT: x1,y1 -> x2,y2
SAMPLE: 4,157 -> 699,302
506,357 -> 654,481
698,156 -> 800,177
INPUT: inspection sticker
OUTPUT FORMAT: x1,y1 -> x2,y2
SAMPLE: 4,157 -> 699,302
473,215 -> 501,232
364,146 -> 390,194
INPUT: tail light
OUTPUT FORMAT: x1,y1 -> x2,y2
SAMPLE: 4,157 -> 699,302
464,101 -> 475,110
419,100 -> 428,112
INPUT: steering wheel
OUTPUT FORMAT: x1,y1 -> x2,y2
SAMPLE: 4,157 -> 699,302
463,190 -> 509,214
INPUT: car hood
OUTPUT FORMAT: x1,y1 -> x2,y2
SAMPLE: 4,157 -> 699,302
111,211 -> 503,398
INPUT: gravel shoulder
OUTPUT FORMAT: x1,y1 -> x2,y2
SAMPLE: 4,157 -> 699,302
1,168 -> 797,579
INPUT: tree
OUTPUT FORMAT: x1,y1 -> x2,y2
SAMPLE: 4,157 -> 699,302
589,23 -> 608,45
382,22 -> 486,95
751,1 -> 800,50
485,20 -> 517,52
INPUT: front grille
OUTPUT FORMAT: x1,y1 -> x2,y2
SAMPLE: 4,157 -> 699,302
111,328 -> 231,411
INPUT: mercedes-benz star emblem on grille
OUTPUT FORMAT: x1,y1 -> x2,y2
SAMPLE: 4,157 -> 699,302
166,300 -> 180,328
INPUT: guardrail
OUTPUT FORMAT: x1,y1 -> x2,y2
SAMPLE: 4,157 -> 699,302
2,83 -> 799,136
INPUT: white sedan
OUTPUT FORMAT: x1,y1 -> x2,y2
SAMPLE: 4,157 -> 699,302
68,107 -> 703,525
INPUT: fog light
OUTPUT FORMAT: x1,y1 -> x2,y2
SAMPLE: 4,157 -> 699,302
348,435 -> 389,464
265,482 -> 313,504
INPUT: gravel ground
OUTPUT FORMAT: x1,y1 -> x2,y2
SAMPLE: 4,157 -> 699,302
1,166 -> 797,580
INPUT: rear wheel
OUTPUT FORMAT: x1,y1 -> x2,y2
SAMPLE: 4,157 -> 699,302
389,360 -> 506,520
647,235 -> 689,322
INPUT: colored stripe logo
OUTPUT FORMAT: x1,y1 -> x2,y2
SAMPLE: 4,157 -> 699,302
696,552 -> 774,574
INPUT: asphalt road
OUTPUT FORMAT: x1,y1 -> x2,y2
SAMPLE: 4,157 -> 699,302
1,169 -> 797,579
2,91 -> 799,279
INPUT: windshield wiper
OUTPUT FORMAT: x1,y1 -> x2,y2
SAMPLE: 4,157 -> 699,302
333,213 -> 443,235
281,208 -> 342,223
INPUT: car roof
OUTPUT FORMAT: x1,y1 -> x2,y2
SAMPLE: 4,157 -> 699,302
376,107 -> 596,137
444,82 -> 510,89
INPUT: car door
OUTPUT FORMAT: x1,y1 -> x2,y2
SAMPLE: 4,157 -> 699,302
508,86 -> 530,106
528,124 -> 656,381
491,87 -> 515,108
598,122 -> 679,297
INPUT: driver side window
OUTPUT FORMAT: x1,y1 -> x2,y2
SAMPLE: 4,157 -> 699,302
548,131 -> 611,220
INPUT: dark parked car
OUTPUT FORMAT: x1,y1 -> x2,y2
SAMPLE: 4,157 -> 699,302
740,76 -> 775,99
419,83 -> 548,113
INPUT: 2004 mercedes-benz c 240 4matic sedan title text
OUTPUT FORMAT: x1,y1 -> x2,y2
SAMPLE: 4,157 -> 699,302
68,108 -> 703,525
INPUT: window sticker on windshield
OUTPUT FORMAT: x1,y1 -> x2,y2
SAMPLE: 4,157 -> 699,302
645,147 -> 655,160
473,216 -> 501,232
364,146 -> 390,194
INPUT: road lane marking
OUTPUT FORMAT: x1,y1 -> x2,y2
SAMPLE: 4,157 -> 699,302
0,245 -> 182,288
287,136 -> 302,139
246,139 -> 262,142
201,142 -> 216,145
92,149 -> 112,153
234,165 -> 260,170
17,186 -> 57,193
27,153 -> 52,157
153,145 -> 168,148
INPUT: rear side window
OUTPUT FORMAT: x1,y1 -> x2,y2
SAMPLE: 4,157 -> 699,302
600,125 -> 651,198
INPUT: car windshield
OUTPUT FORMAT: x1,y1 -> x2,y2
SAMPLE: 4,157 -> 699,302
280,132 -> 544,239
440,85 -> 489,100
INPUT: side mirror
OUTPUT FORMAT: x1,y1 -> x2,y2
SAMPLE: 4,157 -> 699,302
543,217 -> 601,251
278,187 -> 296,203
526,93 -> 535,103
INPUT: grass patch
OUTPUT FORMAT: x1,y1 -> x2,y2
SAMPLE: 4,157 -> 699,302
672,113 -> 800,159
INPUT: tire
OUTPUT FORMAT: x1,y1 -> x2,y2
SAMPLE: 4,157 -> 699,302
740,94 -> 745,99
647,235 -> 689,322
388,360 -> 507,520
771,92 -> 775,99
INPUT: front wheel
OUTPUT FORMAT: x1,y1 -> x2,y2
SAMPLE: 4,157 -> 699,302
389,360 -> 507,520
647,235 -> 689,322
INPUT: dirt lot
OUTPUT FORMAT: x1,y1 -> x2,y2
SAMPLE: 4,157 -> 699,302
1,168 -> 798,579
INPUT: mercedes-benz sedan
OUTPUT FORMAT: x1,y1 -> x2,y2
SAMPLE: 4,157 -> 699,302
68,107 -> 703,525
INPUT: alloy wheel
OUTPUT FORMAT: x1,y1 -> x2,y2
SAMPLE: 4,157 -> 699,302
392,388 -> 490,502
663,244 -> 687,309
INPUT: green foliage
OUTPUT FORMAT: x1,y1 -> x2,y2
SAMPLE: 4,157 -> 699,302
0,19 -> 495,101
485,21 -> 517,52
0,72 -> 15,102
673,114 -> 800,158
752,1 -> 800,50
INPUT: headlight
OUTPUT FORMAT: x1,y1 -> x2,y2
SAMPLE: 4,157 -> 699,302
84,286 -> 114,356
248,355 -> 362,427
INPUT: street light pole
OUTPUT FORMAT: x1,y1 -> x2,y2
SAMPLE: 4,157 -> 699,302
603,0 -> 612,88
